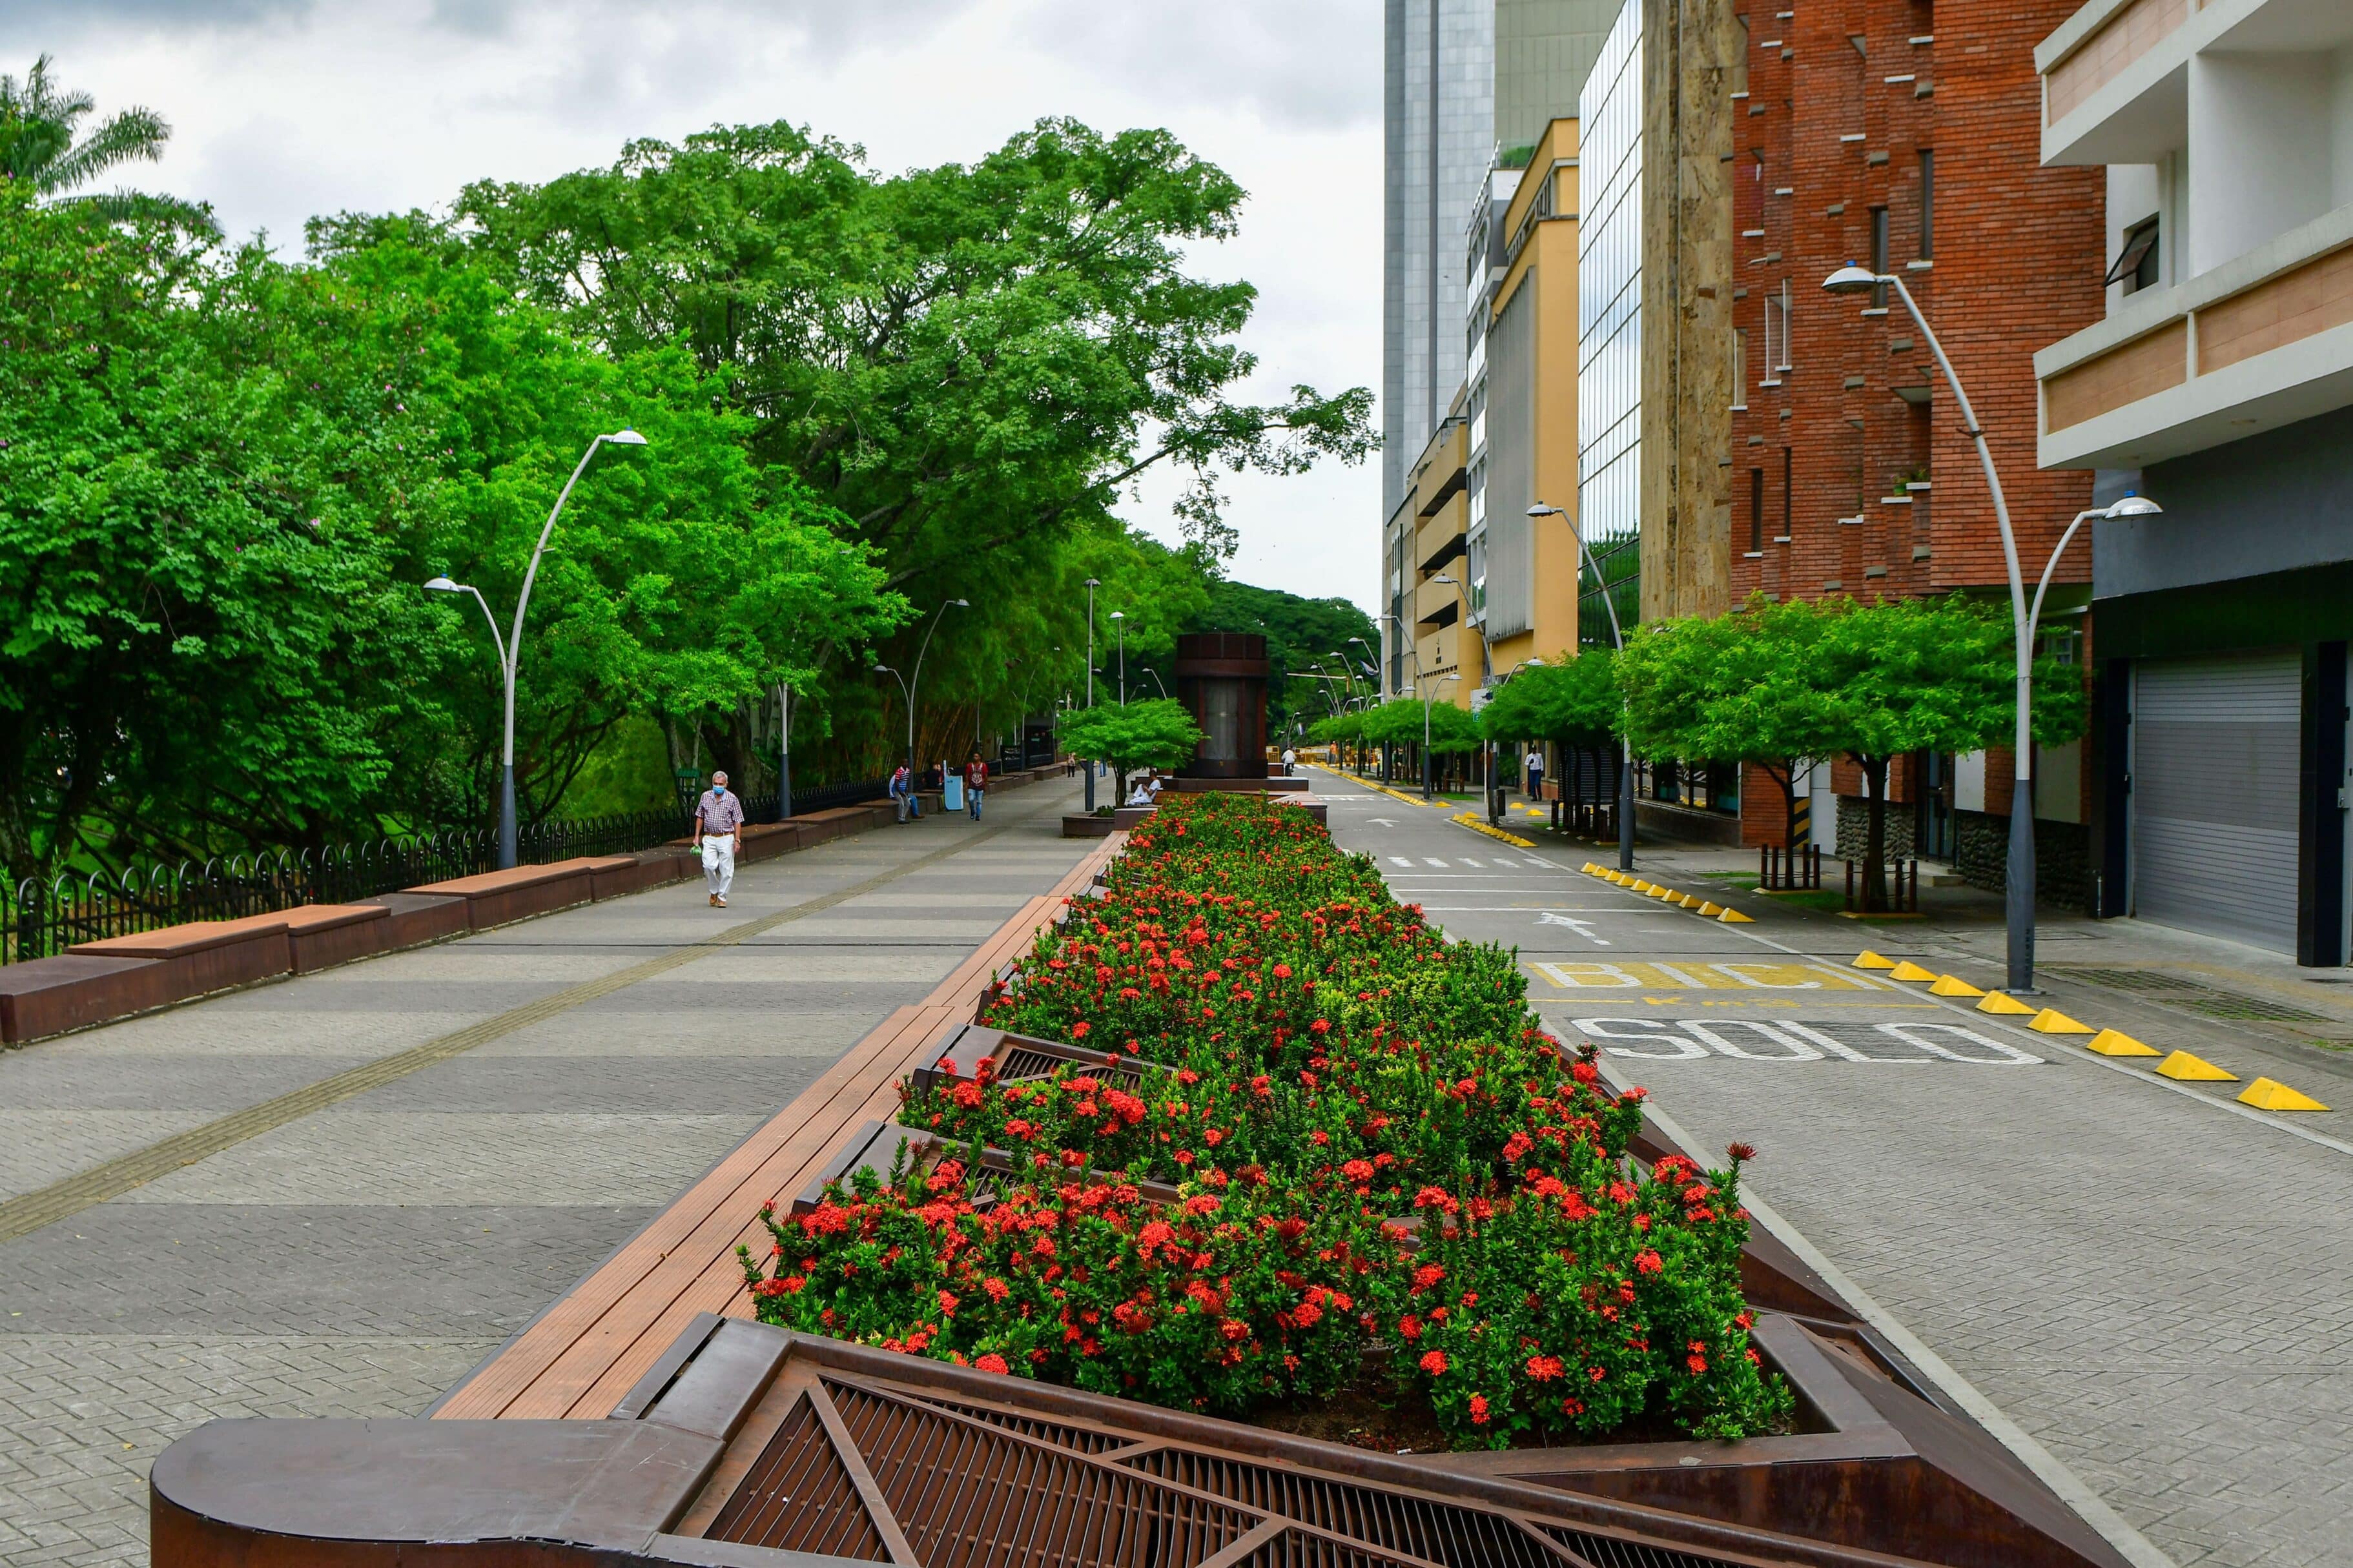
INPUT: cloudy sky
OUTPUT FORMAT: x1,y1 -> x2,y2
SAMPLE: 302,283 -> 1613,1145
7,0 -> 1382,610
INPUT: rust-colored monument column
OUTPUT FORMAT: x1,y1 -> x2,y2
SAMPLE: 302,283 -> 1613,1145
1173,632 -> 1268,781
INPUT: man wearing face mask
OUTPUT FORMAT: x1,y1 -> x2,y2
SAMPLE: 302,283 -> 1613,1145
694,770 -> 745,908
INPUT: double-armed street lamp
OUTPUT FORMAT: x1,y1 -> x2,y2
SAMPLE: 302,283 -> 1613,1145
872,597 -> 969,781
1399,673 -> 1461,800
1822,263 -> 2161,991
1525,502 -> 1634,871
426,427 -> 647,870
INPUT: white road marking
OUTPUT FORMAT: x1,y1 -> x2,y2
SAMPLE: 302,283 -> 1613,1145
1388,857 -> 1413,868
1536,911 -> 1608,946
1423,859 -> 1448,868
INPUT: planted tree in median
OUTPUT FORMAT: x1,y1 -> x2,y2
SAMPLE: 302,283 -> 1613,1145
1057,698 -> 1204,805
1478,650 -> 1621,815
1617,599 -> 1841,871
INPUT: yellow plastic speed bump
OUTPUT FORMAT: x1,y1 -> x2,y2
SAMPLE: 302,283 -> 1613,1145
2027,1008 -> 2095,1035
1853,952 -> 1896,970
1975,992 -> 2037,1016
2084,1028 -> 2159,1057
1887,961 -> 1937,983
1650,886 -> 1677,900
1679,893 -> 1705,910
1582,862 -> 1600,874
2238,1077 -> 2330,1112
1698,901 -> 1725,917
1632,881 -> 1656,893
1718,907 -> 1755,924
1929,974 -> 1985,997
2155,1050 -> 2237,1083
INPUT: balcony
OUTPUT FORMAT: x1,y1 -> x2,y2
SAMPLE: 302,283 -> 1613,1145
2036,205 -> 2353,467
2039,0 -> 2353,168
1415,505 -> 1467,575
1414,574 -> 1463,631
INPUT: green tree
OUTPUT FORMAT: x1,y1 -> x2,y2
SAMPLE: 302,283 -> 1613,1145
1058,698 -> 1205,803
1479,651 -> 1621,809
1617,599 -> 1844,860
442,118 -> 1374,776
1811,596 -> 2084,910
0,55 -> 214,233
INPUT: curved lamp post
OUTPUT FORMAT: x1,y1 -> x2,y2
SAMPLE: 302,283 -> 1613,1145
1824,263 -> 2158,989
427,427 -> 646,869
873,598 -> 969,780
1083,578 -> 1101,811
1526,503 -> 1634,870
1111,611 -> 1127,705
1401,675 -> 1461,800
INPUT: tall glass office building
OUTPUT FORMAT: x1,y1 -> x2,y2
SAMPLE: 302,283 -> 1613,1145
1574,0 -> 1641,648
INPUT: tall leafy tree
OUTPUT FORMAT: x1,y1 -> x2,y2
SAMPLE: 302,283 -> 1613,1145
445,118 -> 1373,777
0,55 -> 214,233
1057,698 -> 1204,804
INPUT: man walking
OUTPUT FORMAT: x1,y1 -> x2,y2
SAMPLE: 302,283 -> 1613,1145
694,770 -> 745,908
963,749 -> 988,821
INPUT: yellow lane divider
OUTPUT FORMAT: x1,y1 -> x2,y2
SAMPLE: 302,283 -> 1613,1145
1860,951 -> 2333,1112
1579,863 -> 1752,922
1450,811 -> 1536,848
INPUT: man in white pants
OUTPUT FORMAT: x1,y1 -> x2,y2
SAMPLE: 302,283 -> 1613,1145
694,771 -> 745,908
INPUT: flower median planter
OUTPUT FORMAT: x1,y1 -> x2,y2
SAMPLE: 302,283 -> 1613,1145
1061,804 -> 1155,837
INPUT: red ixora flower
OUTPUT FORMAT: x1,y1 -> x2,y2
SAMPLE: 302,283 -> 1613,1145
1468,1392 -> 1490,1424
975,1352 -> 1011,1374
1525,1354 -> 1564,1382
1634,1248 -> 1664,1275
1419,1349 -> 1449,1376
1727,1141 -> 1758,1164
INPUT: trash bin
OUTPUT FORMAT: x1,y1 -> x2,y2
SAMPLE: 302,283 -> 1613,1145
943,776 -> 965,812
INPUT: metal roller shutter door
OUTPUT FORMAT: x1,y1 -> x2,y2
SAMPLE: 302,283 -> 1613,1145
2131,651 -> 2302,952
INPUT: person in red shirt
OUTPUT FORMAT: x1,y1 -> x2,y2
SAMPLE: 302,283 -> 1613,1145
963,750 -> 988,821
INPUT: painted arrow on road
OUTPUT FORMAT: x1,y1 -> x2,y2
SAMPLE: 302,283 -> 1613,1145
1366,817 -> 1398,827
1536,911 -> 1610,946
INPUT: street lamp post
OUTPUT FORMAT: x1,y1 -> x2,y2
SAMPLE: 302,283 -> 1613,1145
1401,675 -> 1461,800
1526,503 -> 1634,871
1111,611 -> 1127,705
1084,578 -> 1101,811
873,598 -> 969,782
1823,265 -> 2159,990
426,427 -> 646,870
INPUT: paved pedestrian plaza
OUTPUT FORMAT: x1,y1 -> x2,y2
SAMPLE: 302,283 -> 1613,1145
0,784 -> 1094,1568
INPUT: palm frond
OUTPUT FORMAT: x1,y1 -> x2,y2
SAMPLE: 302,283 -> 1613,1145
59,187 -> 220,238
42,106 -> 171,195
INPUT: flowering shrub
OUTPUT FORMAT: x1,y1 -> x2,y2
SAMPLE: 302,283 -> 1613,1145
743,791 -> 1788,1449
740,1151 -> 1391,1415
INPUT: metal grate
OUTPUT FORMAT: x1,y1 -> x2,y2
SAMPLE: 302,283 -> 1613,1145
1539,1526 -> 1754,1568
2046,966 -> 2330,1023
1128,1447 -> 1567,1568
916,1393 -> 1138,1455
1232,1528 -> 1472,1568
706,1391 -> 891,1561
826,1378 -> 1257,1568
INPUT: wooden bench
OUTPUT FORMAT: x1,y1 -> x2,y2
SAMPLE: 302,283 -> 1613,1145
431,831 -> 1126,1421
0,954 -> 178,1043
407,860 -> 598,930
72,911 -> 295,997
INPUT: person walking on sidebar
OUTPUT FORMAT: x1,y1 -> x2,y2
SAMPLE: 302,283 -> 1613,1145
963,749 -> 988,821
694,771 -> 745,907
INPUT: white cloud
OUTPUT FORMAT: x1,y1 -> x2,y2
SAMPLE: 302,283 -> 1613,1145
3,0 -> 1381,611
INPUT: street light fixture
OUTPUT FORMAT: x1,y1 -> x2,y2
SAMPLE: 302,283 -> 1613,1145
1083,578 -> 1102,811
876,598 -> 969,779
1110,611 -> 1127,705
1528,502 -> 1636,871
425,427 -> 647,870
1824,262 -> 2137,989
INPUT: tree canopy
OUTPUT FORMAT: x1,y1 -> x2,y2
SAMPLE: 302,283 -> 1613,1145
0,55 -> 213,233
1477,651 -> 1620,747
1058,698 -> 1205,799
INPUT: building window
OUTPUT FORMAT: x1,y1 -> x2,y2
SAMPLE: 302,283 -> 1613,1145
2108,215 -> 2160,295
1763,282 -> 1792,380
1732,14 -> 1749,96
1918,150 -> 1934,259
1780,447 -> 1793,542
1869,206 -> 1889,309
1732,327 -> 1747,409
1749,467 -> 1765,553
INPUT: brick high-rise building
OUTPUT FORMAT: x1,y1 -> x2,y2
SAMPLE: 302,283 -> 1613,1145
1727,0 -> 2107,877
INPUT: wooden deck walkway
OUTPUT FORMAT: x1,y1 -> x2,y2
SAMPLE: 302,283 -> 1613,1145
433,833 -> 1122,1422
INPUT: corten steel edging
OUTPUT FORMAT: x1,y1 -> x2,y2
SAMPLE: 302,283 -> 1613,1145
659,1325 -> 1946,1568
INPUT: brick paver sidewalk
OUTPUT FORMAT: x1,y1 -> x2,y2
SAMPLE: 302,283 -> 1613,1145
0,785 -> 1090,1568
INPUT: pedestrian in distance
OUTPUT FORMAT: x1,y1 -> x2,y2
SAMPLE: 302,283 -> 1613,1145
963,749 -> 988,821
1282,745 -> 1296,776
890,763 -> 911,823
694,771 -> 745,908
1526,747 -> 1545,798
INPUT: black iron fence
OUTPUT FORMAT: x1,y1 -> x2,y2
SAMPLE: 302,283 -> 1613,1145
3,779 -> 892,964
